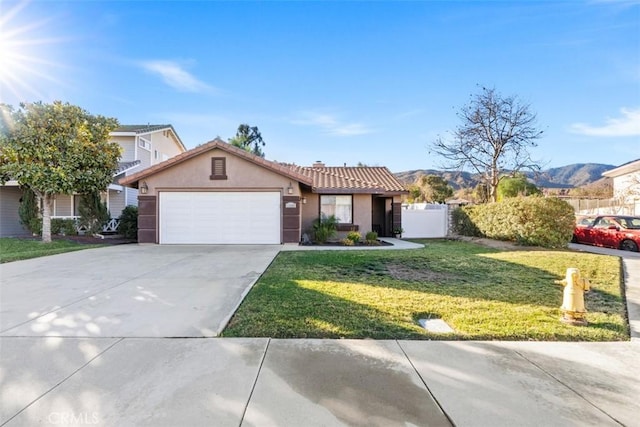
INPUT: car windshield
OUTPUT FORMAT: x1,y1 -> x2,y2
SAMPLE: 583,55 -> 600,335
616,217 -> 640,229
577,217 -> 595,226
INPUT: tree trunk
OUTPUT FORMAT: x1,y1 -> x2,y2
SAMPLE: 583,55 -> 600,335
490,163 -> 500,202
41,194 -> 53,243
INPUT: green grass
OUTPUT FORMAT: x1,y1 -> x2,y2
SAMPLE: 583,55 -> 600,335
223,239 -> 628,341
0,237 -> 106,263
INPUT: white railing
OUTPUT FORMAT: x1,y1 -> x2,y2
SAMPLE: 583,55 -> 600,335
51,216 -> 121,234
102,218 -> 120,233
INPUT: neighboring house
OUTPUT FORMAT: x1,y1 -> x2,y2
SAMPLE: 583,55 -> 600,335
119,139 -> 407,244
0,124 -> 186,237
601,159 -> 640,216
602,159 -> 640,202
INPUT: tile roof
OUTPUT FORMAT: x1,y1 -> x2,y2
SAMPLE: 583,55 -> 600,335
119,139 -> 313,187
289,165 -> 407,194
112,124 -> 174,134
118,139 -> 407,194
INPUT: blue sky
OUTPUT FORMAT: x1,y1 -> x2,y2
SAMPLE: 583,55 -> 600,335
1,0 -> 638,172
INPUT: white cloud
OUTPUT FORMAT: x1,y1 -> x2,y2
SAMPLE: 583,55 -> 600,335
570,107 -> 640,137
291,112 -> 374,136
139,60 -> 214,93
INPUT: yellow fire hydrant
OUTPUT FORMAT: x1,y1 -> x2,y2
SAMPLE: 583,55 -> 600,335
560,268 -> 590,326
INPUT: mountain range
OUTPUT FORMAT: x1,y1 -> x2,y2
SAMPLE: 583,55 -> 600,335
394,163 -> 616,189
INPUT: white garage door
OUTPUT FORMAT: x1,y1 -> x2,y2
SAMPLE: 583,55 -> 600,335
159,192 -> 281,244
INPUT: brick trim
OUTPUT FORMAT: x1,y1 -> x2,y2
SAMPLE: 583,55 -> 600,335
138,195 -> 157,243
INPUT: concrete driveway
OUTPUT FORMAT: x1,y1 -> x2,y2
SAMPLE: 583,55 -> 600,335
0,244 -> 281,338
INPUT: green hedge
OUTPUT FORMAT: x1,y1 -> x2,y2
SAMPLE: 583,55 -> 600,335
51,219 -> 78,236
452,196 -> 575,248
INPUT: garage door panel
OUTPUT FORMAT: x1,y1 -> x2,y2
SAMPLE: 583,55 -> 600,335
159,192 -> 281,244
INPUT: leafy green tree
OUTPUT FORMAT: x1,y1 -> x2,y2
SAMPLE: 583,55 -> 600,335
496,174 -> 541,201
412,174 -> 454,203
406,184 -> 423,203
431,86 -> 543,202
0,101 -> 120,242
229,124 -> 265,157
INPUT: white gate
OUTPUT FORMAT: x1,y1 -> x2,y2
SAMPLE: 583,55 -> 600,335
401,204 -> 448,238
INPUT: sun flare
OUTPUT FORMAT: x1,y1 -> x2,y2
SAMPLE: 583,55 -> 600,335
0,0 -> 63,103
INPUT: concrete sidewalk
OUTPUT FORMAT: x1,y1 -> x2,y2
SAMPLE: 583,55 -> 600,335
2,338 -> 637,426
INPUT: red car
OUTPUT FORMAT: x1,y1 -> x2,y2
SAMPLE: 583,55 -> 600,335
572,215 -> 640,252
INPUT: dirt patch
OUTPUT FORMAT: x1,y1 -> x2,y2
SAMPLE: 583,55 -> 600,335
386,263 -> 456,282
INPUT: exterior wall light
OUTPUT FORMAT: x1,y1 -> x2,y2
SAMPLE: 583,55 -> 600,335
287,182 -> 294,194
301,197 -> 307,204
140,181 -> 149,194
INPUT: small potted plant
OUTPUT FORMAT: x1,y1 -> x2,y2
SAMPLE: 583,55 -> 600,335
392,227 -> 404,238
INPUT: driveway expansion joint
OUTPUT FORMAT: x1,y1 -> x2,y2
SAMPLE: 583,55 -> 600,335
512,349 -> 625,426
239,337 -> 271,426
0,338 -> 124,427
396,340 -> 455,426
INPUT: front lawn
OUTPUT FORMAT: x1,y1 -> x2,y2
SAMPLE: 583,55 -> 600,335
223,239 -> 628,341
0,238 -> 106,263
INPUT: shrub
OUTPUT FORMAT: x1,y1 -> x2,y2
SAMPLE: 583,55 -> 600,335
364,239 -> 381,246
78,192 -> 110,234
51,218 -> 77,235
453,196 -> 575,248
19,187 -> 40,234
346,231 -> 361,244
341,238 -> 355,246
118,205 -> 138,240
312,215 -> 338,243
365,231 -> 378,241
451,207 -> 482,237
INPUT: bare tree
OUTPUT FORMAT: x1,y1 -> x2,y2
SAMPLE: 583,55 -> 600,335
431,86 -> 543,202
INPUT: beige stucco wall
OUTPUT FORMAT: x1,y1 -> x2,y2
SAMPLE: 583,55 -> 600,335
301,191 -> 320,235
300,192 -> 373,237
144,148 -> 302,196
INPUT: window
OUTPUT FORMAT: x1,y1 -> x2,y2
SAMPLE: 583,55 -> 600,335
210,157 -> 227,180
154,150 -> 158,160
320,195 -> 352,223
138,137 -> 151,151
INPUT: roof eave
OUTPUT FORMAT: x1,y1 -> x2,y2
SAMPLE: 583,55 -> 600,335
119,140 -> 314,187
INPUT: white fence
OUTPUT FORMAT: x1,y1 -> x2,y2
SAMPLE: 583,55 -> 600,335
565,198 -> 639,216
401,204 -> 448,238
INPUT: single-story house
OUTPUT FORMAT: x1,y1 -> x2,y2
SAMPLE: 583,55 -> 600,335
0,124 -> 185,237
119,139 -> 407,244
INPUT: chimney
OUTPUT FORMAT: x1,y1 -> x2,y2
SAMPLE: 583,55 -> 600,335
312,160 -> 325,168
